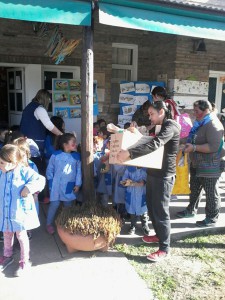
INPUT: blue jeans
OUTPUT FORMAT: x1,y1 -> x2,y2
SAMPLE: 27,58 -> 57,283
47,200 -> 74,225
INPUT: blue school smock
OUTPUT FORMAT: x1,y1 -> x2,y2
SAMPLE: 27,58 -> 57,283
46,150 -> 82,202
122,166 -> 147,216
44,135 -> 55,162
94,149 -> 112,196
0,165 -> 45,232
112,164 -> 126,205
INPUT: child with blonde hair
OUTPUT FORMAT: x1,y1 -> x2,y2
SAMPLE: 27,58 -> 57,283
0,144 -> 45,276
12,137 -> 40,239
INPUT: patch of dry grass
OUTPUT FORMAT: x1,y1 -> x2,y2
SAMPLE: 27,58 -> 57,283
115,231 -> 225,300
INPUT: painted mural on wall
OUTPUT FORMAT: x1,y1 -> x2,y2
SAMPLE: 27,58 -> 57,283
168,79 -> 209,95
168,79 -> 209,109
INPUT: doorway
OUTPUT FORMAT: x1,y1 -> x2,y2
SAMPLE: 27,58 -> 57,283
208,71 -> 225,112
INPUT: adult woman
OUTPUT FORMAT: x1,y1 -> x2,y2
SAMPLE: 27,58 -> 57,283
20,89 -> 63,201
176,100 -> 224,227
20,89 -> 63,156
117,101 -> 180,262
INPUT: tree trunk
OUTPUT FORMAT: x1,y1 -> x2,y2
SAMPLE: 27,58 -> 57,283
81,26 -> 94,202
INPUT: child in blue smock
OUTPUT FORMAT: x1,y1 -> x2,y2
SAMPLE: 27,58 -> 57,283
12,137 -> 41,239
121,166 -> 150,235
46,133 -> 82,235
112,164 -> 127,221
96,139 -> 112,206
0,144 -> 45,276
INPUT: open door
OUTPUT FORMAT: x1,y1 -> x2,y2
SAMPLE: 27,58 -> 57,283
7,68 -> 25,127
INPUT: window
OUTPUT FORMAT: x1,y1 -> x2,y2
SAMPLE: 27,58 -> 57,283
42,66 -> 80,113
7,69 -> 24,113
111,43 -> 138,105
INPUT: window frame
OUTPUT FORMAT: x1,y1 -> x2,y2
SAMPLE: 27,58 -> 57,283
111,43 -> 138,107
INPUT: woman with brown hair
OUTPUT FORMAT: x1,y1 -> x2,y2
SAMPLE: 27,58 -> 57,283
176,100 -> 224,227
117,101 -> 180,262
20,89 -> 63,156
20,89 -> 63,202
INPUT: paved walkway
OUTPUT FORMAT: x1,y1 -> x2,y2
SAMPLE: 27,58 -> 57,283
0,176 -> 225,300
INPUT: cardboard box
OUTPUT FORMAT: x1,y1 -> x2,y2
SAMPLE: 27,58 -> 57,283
109,130 -> 164,169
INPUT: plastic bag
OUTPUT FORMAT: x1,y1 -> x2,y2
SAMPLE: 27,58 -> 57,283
175,113 -> 192,139
172,150 -> 191,195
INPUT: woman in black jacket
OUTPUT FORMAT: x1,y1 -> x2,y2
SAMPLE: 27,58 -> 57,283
117,101 -> 180,262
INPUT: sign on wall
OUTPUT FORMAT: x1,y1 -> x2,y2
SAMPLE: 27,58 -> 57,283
52,78 -> 98,142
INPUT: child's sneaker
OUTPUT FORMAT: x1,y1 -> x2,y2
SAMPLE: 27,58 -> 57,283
147,250 -> 169,262
128,226 -> 136,235
142,225 -> 151,236
46,224 -> 55,235
15,261 -> 32,277
0,256 -> 14,272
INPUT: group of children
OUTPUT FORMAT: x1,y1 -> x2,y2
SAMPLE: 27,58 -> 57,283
0,120 -> 82,276
0,115 -> 153,276
93,119 -> 151,236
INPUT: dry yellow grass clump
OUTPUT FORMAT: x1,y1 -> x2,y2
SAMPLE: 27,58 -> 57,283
55,201 -> 122,246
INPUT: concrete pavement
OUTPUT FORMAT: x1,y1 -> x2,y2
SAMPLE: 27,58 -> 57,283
0,176 -> 224,300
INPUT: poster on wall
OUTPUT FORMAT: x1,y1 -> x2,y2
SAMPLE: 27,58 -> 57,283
52,79 -> 98,119
52,79 -> 98,142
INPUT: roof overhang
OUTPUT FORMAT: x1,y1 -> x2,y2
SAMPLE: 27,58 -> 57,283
0,0 -> 92,26
98,1 -> 225,41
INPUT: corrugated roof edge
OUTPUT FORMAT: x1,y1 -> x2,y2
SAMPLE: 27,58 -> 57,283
147,0 -> 225,12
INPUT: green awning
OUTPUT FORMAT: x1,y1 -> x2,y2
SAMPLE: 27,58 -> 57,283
0,0 -> 91,25
99,2 -> 225,41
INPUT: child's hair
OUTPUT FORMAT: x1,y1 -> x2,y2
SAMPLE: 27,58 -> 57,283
4,130 -> 24,145
56,133 -> 76,151
49,116 -> 65,148
124,122 -> 131,129
0,125 -> 9,143
50,116 -> 65,132
151,86 -> 167,100
11,137 -> 31,166
150,101 -> 173,120
97,118 -> 107,128
77,143 -> 81,154
93,122 -> 99,129
0,125 -> 9,133
94,136 -> 104,152
0,144 -> 23,164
